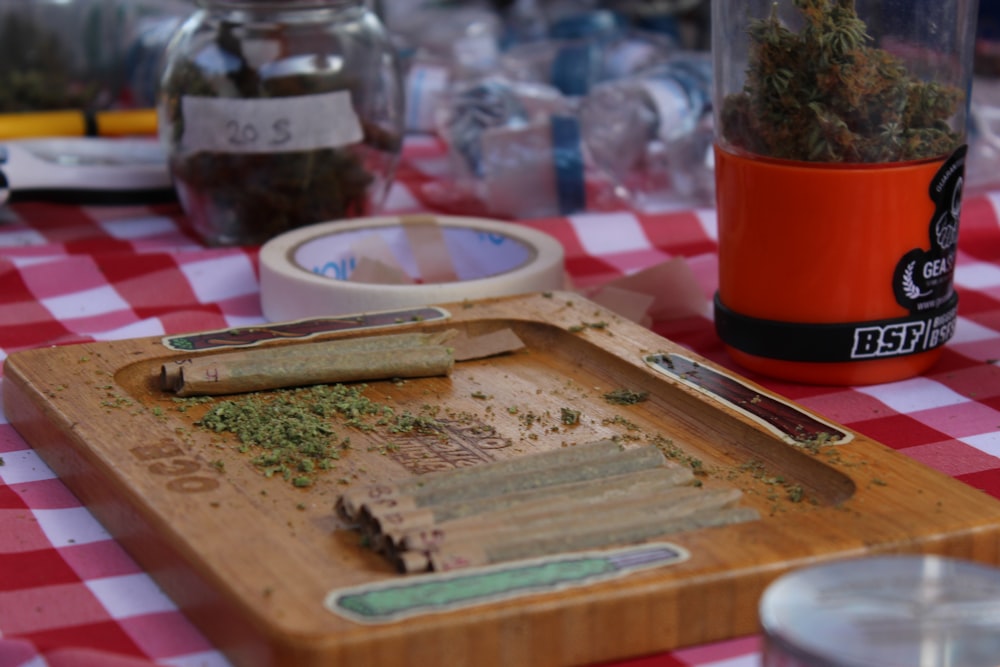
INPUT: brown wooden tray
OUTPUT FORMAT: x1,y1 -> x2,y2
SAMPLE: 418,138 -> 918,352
6,291 -> 1000,667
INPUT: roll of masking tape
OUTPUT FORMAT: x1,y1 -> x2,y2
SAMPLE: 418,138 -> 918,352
259,214 -> 566,322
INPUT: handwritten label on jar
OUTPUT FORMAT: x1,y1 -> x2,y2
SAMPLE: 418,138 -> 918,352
179,91 -> 363,155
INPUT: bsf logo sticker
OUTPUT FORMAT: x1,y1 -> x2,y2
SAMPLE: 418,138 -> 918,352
893,146 -> 965,315
850,147 -> 964,360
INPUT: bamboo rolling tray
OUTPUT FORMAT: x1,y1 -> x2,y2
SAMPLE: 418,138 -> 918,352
6,291 -> 1000,667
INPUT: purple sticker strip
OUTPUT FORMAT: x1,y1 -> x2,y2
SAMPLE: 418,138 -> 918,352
645,353 -> 851,445
163,306 -> 450,352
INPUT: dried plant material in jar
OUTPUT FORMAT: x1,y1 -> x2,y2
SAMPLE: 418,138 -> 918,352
719,0 -> 964,163
158,1 -> 403,246
0,10 -> 99,112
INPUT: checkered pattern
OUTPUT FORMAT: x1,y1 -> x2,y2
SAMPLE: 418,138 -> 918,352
3,134 -> 1000,667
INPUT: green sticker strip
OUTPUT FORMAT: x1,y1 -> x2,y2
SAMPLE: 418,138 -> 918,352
326,543 -> 689,624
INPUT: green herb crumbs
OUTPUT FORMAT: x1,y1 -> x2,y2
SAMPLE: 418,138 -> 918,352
651,434 -> 704,473
0,456 -> 4,466
738,458 -> 811,504
560,407 -> 581,425
603,388 -> 650,405
568,321 -> 609,334
172,395 -> 213,413
192,384 -> 442,487
610,413 -> 642,428
101,393 -> 135,409
388,412 -> 441,433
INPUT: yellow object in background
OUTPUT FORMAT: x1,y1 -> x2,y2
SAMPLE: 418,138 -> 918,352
0,108 -> 157,139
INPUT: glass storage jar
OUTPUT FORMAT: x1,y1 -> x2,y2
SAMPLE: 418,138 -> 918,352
711,0 -> 977,384
158,0 -> 403,246
0,0 -> 189,112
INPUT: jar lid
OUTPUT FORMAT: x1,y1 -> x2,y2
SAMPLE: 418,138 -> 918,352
760,555 -> 1000,667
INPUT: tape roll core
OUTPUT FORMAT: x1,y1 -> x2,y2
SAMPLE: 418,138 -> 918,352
259,214 -> 566,322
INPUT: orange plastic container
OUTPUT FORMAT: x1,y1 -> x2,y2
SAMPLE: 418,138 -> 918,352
714,146 -> 962,385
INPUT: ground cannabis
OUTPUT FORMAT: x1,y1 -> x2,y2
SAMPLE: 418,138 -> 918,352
720,0 -> 963,163
650,434 -> 706,474
568,321 -> 610,333
560,407 -> 582,425
603,388 -> 650,405
193,383 -> 442,487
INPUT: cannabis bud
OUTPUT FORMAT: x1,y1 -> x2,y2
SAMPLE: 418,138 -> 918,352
720,0 -> 963,163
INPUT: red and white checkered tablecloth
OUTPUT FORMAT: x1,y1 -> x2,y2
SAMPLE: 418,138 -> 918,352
3,134 -> 1000,667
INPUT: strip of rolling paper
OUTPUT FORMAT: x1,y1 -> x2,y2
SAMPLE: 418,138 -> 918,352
163,328 -> 526,397
419,506 -> 761,573
397,486 -> 744,557
360,445 -> 668,528
376,464 -> 697,548
338,439 -> 627,522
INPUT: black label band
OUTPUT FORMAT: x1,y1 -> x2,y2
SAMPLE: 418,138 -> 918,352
714,292 -> 958,363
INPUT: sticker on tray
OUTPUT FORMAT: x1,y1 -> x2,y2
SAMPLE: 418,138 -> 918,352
161,306 -> 450,352
326,544 -> 689,625
644,353 -> 852,446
